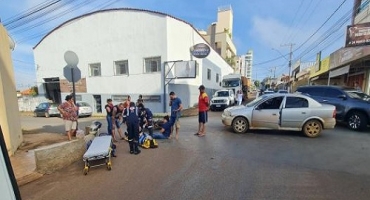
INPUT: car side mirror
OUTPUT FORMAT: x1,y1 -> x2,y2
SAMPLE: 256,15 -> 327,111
255,106 -> 261,110
35,106 -> 39,109
338,94 -> 347,100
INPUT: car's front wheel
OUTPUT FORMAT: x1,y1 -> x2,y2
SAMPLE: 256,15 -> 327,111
302,119 -> 322,138
232,117 -> 249,133
347,111 -> 367,131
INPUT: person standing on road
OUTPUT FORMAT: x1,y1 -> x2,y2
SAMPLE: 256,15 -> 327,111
237,90 -> 243,106
58,95 -> 79,141
123,102 -> 141,155
105,99 -> 116,141
112,103 -> 126,140
137,94 -> 144,106
195,85 -> 209,137
169,91 -> 183,140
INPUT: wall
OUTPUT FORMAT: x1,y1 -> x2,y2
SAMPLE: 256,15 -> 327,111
0,25 -> 23,155
35,139 -> 85,174
34,9 -> 233,113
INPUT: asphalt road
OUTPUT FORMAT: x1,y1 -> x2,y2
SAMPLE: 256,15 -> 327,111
19,112 -> 370,200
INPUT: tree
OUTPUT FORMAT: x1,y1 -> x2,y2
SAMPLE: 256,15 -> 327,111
29,86 -> 38,96
254,80 -> 260,88
225,56 -> 236,67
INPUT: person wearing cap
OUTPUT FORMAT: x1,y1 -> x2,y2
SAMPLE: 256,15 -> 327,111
58,95 -> 79,140
195,85 -> 209,137
169,91 -> 183,139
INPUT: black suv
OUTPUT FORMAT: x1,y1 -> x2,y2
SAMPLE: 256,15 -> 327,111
296,85 -> 370,131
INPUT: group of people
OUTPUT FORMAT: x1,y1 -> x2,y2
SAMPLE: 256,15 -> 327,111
58,84 -> 210,155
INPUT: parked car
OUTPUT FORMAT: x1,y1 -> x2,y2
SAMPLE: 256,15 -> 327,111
221,93 -> 336,138
77,101 -> 93,117
278,90 -> 288,93
33,102 -> 60,118
296,85 -> 370,131
210,89 -> 235,111
263,90 -> 275,95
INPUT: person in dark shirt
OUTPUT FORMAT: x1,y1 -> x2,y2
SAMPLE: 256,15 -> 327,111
105,99 -> 115,141
137,103 -> 154,136
152,115 -> 171,139
169,91 -> 183,139
123,102 -> 141,155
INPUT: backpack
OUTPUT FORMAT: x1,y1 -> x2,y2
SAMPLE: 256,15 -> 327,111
139,133 -> 158,149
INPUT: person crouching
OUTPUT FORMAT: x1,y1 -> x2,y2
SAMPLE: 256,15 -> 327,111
123,102 -> 141,155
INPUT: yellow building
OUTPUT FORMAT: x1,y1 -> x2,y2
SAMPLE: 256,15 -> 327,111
200,6 -> 237,69
0,24 -> 23,155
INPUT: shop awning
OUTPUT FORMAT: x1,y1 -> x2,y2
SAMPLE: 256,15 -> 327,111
329,65 -> 350,78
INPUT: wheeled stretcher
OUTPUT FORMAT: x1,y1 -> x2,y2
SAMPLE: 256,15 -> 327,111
82,135 -> 113,175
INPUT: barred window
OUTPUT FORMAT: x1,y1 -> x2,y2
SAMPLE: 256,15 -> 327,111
144,57 -> 161,73
114,60 -> 129,75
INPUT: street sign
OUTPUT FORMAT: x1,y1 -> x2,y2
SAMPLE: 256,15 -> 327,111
63,65 -> 81,83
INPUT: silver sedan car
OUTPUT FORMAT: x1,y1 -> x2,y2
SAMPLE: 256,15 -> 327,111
222,93 -> 336,138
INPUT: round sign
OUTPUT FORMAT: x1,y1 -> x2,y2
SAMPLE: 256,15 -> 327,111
190,43 -> 211,59
64,51 -> 79,66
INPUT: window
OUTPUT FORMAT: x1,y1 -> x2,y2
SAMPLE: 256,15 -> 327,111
89,63 -> 101,77
142,95 -> 161,102
114,60 -> 129,75
258,97 -> 284,110
207,69 -> 211,80
75,95 -> 82,101
285,97 -> 309,108
216,73 -> 220,83
324,88 -> 343,98
112,95 -> 126,102
144,57 -> 161,73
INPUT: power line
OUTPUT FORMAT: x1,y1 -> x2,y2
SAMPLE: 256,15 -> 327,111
293,0 -> 348,52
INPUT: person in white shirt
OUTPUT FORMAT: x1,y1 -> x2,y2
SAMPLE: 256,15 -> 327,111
237,90 -> 243,106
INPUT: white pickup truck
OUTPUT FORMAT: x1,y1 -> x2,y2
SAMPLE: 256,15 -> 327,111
210,89 -> 235,111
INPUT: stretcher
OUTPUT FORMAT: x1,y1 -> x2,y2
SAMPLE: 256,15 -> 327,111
82,135 -> 113,175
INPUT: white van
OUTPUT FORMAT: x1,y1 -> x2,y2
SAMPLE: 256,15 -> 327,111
210,89 -> 235,111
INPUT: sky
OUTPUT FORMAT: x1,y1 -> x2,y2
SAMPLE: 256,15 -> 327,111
0,0 -> 354,90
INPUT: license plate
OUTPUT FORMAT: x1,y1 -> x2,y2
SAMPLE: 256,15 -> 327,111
216,105 -> 221,107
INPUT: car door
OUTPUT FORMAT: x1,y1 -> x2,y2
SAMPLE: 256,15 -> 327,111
321,88 -> 347,120
281,97 -> 310,128
35,103 -> 46,115
251,96 -> 284,129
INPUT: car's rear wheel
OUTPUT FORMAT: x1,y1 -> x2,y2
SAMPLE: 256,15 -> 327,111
347,111 -> 367,131
232,117 -> 249,133
45,112 -> 50,118
302,119 -> 322,138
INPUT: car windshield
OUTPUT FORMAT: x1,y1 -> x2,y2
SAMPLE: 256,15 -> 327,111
222,79 -> 240,87
246,95 -> 270,107
215,91 -> 229,97
345,90 -> 370,101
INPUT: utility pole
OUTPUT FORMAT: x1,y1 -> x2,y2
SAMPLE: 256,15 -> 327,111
281,43 -> 295,92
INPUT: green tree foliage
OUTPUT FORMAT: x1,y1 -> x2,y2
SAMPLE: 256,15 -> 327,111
29,86 -> 38,96
254,80 -> 260,88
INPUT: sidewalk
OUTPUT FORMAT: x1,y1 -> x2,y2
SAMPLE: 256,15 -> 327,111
10,150 -> 43,186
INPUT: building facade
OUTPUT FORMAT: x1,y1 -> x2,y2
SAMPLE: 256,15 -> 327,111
199,6 -> 237,69
33,8 -> 233,114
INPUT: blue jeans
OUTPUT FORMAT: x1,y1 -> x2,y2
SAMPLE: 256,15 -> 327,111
106,116 -> 113,135
152,133 -> 168,139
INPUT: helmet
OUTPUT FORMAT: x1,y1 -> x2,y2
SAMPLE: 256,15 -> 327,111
90,121 -> 102,131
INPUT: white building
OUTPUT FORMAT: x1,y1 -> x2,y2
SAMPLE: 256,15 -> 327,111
239,50 -> 253,79
33,8 -> 233,113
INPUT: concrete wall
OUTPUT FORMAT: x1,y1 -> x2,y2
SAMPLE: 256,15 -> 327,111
0,25 -> 23,155
34,139 -> 85,174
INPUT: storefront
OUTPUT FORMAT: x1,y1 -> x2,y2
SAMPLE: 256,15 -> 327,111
309,56 -> 330,85
329,46 -> 370,92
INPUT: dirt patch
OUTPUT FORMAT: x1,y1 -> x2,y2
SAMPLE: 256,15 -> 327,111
19,133 -> 67,152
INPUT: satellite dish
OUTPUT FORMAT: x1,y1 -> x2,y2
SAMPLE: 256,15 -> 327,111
64,51 -> 79,66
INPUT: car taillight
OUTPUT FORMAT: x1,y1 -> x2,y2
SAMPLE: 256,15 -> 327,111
333,109 -> 336,118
